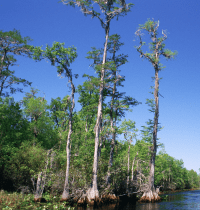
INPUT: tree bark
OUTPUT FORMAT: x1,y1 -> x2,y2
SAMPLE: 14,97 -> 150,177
61,76 -> 75,201
106,44 -> 117,186
149,67 -> 159,191
131,152 -> 138,181
86,23 -> 110,201
140,67 -> 161,202
127,143 -> 130,193
106,118 -> 116,186
34,150 -> 51,202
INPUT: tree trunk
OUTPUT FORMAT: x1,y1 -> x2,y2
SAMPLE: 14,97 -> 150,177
106,42 -> 117,187
34,172 -> 45,202
34,150 -> 51,202
86,23 -> 110,201
127,143 -> 130,194
140,67 -> 161,202
131,152 -> 138,181
106,119 -> 116,186
98,112 -> 103,160
61,76 -> 75,201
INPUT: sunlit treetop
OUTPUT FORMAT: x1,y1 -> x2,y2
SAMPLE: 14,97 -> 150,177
61,0 -> 134,29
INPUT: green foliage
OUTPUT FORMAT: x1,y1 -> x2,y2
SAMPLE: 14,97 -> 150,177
0,29 -> 33,97
44,42 -> 77,76
0,190 -> 74,209
4,142 -> 47,190
61,0 -> 133,23
0,15 -> 196,204
0,97 -> 31,148
0,91 -> 198,195
135,18 -> 177,70
22,89 -> 59,149
33,42 -> 77,80
155,151 -> 200,190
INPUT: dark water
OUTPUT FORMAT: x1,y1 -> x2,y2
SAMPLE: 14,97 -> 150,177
75,190 -> 200,210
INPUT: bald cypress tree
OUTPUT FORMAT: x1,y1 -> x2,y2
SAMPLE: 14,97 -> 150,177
135,19 -> 177,202
61,0 -> 133,200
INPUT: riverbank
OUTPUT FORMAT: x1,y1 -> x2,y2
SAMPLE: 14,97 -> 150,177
159,188 -> 200,195
0,190 -> 137,209
1,189 -> 199,209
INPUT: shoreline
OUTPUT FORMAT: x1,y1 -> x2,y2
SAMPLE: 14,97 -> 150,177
159,188 -> 200,196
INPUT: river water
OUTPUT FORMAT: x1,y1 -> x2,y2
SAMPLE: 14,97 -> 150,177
75,190 -> 200,210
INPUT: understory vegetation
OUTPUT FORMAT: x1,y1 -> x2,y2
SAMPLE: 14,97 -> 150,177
0,93 -> 199,200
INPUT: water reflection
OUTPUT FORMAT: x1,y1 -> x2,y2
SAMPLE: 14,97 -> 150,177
74,190 -> 200,210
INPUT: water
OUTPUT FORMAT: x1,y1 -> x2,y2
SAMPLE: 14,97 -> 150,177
75,190 -> 200,210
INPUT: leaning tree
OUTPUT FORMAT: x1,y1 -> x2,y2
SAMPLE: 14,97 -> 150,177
33,42 -> 78,201
135,19 -> 177,202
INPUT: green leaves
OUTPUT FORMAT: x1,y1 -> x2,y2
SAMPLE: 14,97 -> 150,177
35,42 -> 78,80
154,152 -> 200,190
0,97 -> 30,148
0,29 -> 33,97
140,19 -> 158,32
119,119 -> 138,141
61,0 -> 133,29
135,19 -> 177,70
22,89 -> 59,149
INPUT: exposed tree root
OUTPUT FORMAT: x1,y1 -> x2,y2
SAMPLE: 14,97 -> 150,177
60,191 -> 70,202
56,192 -> 136,207
139,190 -> 161,203
77,193 -> 119,206
86,186 -> 99,201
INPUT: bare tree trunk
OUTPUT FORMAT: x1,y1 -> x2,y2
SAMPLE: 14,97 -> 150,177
34,150 -> 51,202
131,152 -> 138,181
140,67 -> 161,202
127,143 -> 130,194
150,68 -> 159,192
86,23 -> 110,201
106,42 -> 117,187
106,119 -> 116,186
98,112 -> 103,160
61,76 -> 75,201
149,68 -> 159,192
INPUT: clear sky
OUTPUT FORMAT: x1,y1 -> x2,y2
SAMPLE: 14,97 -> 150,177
1,0 -> 200,173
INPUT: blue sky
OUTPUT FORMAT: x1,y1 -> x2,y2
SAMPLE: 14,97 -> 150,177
1,0 -> 200,173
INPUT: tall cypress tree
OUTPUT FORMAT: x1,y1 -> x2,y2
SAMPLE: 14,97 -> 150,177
61,0 -> 133,200
135,19 -> 177,202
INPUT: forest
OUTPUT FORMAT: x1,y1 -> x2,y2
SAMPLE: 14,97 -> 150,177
0,0 -> 200,209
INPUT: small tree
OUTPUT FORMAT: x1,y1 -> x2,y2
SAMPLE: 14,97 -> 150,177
0,29 -> 32,97
135,19 -> 177,202
119,119 -> 138,193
